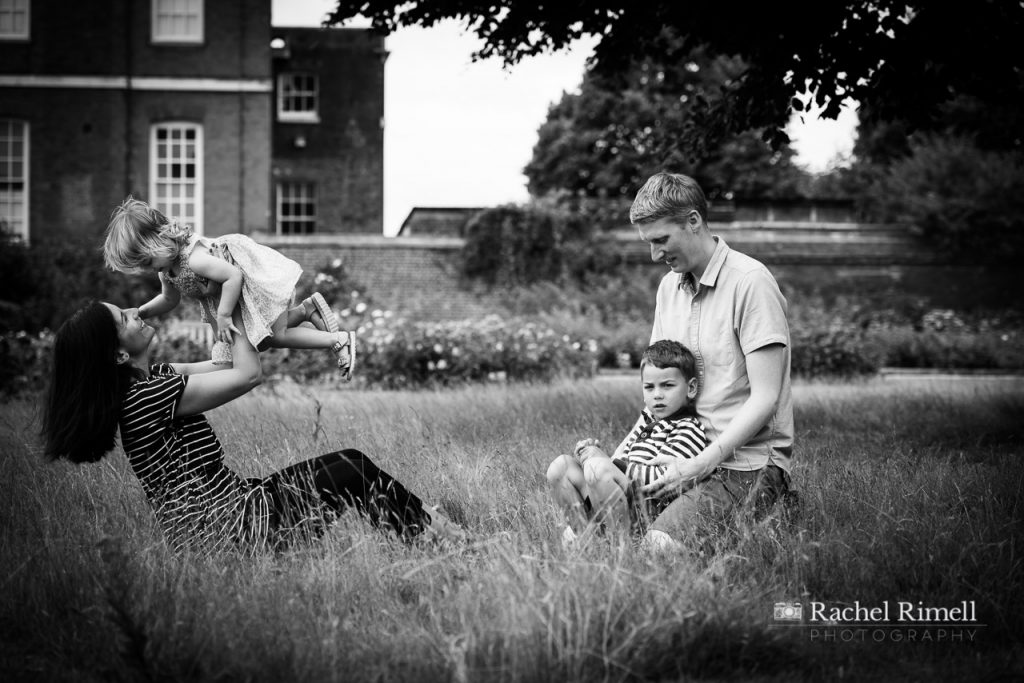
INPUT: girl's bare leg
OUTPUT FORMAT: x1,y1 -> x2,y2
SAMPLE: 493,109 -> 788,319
263,325 -> 339,350
284,303 -> 308,328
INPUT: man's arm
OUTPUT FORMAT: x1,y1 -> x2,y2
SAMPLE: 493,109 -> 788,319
642,343 -> 785,497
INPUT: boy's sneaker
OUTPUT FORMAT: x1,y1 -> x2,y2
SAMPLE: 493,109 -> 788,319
561,525 -> 578,550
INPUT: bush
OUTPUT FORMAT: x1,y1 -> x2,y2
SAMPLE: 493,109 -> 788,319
790,326 -> 881,378
860,135 -> 1024,262
0,234 -> 159,334
867,326 -> 1024,370
0,330 -> 53,398
460,201 -> 626,287
354,314 -> 597,389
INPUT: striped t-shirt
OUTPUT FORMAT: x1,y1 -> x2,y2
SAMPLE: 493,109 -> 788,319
118,364 -> 271,552
613,408 -> 708,486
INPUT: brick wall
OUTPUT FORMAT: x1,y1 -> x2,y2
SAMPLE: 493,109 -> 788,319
260,227 -> 1024,319
263,235 -> 499,319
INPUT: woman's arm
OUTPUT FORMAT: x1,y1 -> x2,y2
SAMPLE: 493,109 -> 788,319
174,308 -> 262,417
642,344 -> 785,497
187,246 -> 244,343
139,273 -> 182,320
169,360 -> 224,376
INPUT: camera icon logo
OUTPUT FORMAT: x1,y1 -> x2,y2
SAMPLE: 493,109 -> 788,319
774,602 -> 803,622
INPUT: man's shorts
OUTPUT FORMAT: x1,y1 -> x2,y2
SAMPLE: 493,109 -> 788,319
639,464 -> 790,544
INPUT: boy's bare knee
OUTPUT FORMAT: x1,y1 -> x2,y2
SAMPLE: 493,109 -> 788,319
546,454 -> 571,486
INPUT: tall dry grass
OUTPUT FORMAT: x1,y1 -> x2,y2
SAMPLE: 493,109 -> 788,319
1,376 -> 1022,681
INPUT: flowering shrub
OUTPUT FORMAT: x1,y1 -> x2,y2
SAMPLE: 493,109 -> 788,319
0,330 -> 53,397
293,257 -> 371,319
352,313 -> 598,389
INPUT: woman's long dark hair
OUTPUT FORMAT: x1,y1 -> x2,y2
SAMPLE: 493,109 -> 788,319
42,301 -> 142,463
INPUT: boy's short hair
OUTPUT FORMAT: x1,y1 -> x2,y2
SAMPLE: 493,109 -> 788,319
640,339 -> 698,383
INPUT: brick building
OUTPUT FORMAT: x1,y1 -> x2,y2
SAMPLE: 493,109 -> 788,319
269,27 -> 385,236
0,0 -> 384,243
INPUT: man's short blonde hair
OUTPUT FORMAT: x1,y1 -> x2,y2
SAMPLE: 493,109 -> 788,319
629,172 -> 709,225
102,197 -> 192,274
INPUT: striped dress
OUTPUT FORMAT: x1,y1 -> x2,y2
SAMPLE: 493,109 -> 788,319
118,364 -> 272,552
613,409 -> 708,486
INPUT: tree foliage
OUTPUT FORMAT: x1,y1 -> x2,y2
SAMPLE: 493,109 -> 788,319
524,45 -> 810,200
858,135 -> 1024,261
326,1 -> 1024,152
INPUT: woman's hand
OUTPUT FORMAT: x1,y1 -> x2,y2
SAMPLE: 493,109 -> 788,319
215,313 -> 240,343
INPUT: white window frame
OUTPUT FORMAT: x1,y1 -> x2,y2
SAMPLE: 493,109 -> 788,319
151,0 -> 203,45
150,122 -> 203,235
276,182 -> 317,235
277,73 -> 320,123
0,119 -> 29,242
0,0 -> 30,40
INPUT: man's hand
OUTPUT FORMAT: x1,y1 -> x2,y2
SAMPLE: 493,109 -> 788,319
641,456 -> 708,499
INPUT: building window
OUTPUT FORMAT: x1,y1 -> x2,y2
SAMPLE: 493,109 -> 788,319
276,183 -> 316,234
152,0 -> 203,44
277,73 -> 319,122
0,120 -> 28,241
0,0 -> 30,40
150,123 -> 203,234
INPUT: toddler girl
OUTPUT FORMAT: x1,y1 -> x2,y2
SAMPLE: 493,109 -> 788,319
102,197 -> 355,379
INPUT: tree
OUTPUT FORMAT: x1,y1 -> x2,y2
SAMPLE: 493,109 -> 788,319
326,1 -> 1024,152
524,45 -> 809,201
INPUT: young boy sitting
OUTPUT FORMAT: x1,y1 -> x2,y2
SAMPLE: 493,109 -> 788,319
546,339 -> 708,544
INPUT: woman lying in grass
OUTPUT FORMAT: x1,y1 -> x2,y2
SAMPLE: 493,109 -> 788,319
41,300 -> 465,553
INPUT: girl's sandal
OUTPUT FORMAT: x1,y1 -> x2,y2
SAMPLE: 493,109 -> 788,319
332,331 -> 356,381
305,292 -> 339,333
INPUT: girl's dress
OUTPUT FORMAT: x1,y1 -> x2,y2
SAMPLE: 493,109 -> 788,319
164,234 -> 302,359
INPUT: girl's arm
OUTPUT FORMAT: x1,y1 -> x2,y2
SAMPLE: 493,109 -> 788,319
187,246 -> 243,343
174,308 -> 262,417
138,273 -> 181,320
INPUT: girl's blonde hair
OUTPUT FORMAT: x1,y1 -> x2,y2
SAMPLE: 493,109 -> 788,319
102,196 -> 193,274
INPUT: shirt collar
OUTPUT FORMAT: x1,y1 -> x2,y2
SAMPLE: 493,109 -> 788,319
678,236 -> 730,293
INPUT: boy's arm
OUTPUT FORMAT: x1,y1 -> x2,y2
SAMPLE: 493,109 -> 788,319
611,412 -> 647,461
138,273 -> 181,320
188,247 -> 243,342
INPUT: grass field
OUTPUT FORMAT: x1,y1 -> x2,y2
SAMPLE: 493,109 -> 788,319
1,375 -> 1022,682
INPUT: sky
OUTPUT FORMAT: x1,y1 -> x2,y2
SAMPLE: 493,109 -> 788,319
272,1 -> 858,236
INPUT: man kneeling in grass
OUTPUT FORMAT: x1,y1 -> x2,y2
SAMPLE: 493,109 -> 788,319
549,172 -> 794,552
